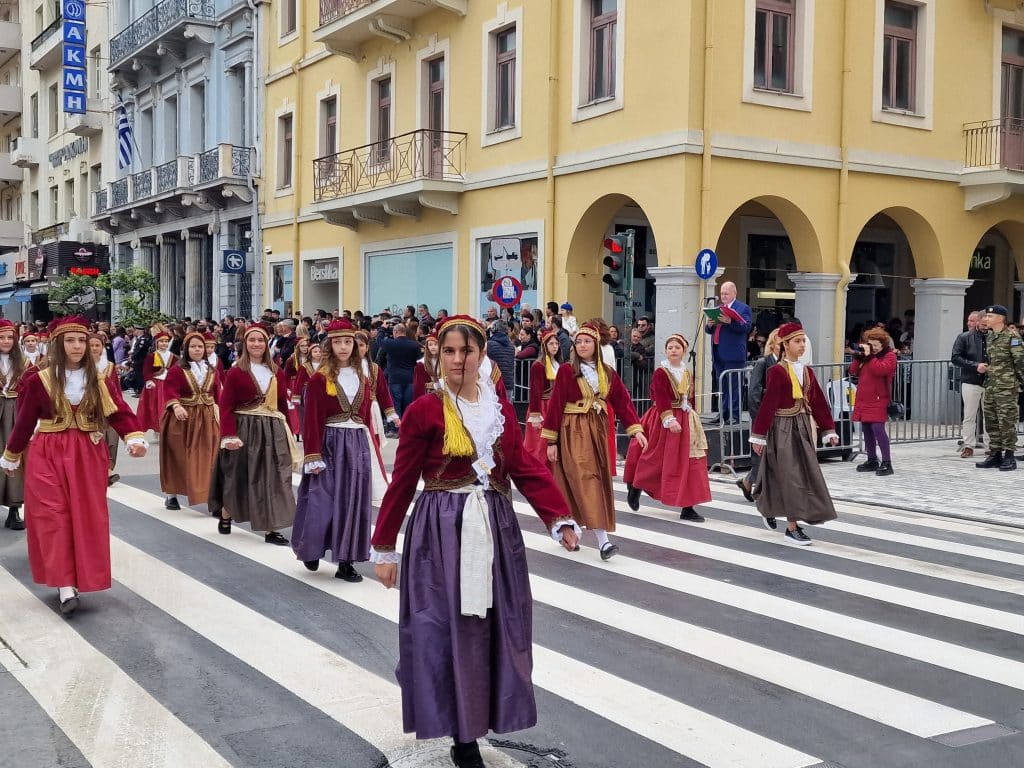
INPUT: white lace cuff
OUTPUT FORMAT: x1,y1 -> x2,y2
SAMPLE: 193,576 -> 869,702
0,455 -> 19,471
369,547 -> 401,564
550,519 -> 582,543
662,416 -> 678,428
387,413 -> 400,424
527,415 -> 543,425
304,460 -> 327,474
220,437 -> 243,449
749,436 -> 767,446
822,431 -> 838,445
126,437 -> 148,450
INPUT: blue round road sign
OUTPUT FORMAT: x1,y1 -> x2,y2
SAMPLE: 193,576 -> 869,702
695,248 -> 718,280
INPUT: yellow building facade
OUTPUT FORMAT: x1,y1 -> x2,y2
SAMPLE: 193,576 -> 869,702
261,0 -> 1024,363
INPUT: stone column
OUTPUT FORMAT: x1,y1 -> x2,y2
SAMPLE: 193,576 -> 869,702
1013,282 -> 1024,324
159,236 -> 176,317
183,230 -> 203,321
911,278 -> 973,424
787,272 -> 844,365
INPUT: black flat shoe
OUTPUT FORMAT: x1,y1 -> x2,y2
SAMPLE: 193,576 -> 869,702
304,560 -> 320,572
218,518 -> 232,535
107,473 -> 120,486
164,496 -> 180,511
335,562 -> 363,582
626,484 -> 641,511
265,531 -> 289,546
736,478 -> 754,503
599,543 -> 619,561
451,740 -> 484,768
680,507 -> 705,522
59,593 -> 79,617
4,507 -> 23,531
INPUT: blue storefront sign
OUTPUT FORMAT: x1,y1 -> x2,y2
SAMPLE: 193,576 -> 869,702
61,0 -> 87,115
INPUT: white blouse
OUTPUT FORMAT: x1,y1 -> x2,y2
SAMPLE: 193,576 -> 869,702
336,366 -> 360,401
581,362 -> 600,392
189,361 -> 210,382
250,363 -> 272,393
65,368 -> 86,405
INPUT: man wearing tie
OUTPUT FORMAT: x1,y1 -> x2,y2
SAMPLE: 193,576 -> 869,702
705,281 -> 753,424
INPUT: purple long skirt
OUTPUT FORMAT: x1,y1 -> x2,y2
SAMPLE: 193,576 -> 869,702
292,427 -> 373,564
398,489 -> 536,741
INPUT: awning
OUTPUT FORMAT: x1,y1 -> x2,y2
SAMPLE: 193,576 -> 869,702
0,289 -> 13,307
13,287 -> 33,302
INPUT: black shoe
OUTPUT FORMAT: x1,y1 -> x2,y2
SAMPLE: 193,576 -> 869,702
680,507 -> 705,522
59,592 -> 79,617
976,450 -> 1003,468
762,516 -> 777,531
164,496 -> 180,511
4,507 -> 23,531
856,459 -> 879,472
107,473 -> 120,486
599,542 -> 619,561
875,461 -> 894,477
785,527 -> 812,546
626,483 -> 641,511
303,560 -> 320,571
736,478 -> 754,503
999,454 -> 1017,472
451,740 -> 484,768
265,531 -> 289,545
218,517 -> 232,535
335,562 -> 363,582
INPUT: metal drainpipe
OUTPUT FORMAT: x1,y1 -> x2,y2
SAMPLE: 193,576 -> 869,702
245,0 -> 261,317
833,0 -> 854,363
545,0 -> 559,310
289,4 -> 308,316
696,0 -> 715,400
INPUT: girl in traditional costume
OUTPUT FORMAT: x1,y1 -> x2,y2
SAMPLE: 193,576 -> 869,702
1,316 -> 147,616
293,320 -> 398,581
160,331 -> 222,511
21,330 -> 44,370
750,322 -> 839,545
208,324 -> 298,545
0,321 -> 26,530
542,321 -> 646,560
355,330 -> 396,473
135,330 -> 177,433
411,329 -> 440,399
89,332 -> 122,487
203,332 -> 226,377
371,315 -> 579,768
523,328 -> 560,465
292,341 -> 324,429
624,333 -> 712,521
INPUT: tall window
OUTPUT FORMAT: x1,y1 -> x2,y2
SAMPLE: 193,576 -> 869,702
495,27 -> 516,129
374,77 -> 392,164
47,84 -> 58,137
882,1 -> 917,111
30,191 -> 38,229
754,0 -> 794,92
1002,28 -> 1024,120
277,113 -> 293,189
589,0 -> 617,101
320,96 -> 338,157
29,92 -> 38,138
49,187 -> 58,224
281,0 -> 296,36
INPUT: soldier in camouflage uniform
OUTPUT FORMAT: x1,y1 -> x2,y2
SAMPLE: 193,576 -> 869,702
976,305 -> 1024,471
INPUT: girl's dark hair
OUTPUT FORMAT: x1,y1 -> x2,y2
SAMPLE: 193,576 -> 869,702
179,334 -> 207,365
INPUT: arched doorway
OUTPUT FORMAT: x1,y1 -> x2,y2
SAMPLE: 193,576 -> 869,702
968,221 -> 1024,322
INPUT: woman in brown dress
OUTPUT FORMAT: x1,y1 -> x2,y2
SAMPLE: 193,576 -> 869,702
160,332 -> 222,510
542,321 -> 646,560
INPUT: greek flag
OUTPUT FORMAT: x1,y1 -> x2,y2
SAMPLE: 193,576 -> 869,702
116,101 -> 134,171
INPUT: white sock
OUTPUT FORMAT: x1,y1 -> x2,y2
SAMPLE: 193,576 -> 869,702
594,529 -> 610,549
58,586 -> 76,601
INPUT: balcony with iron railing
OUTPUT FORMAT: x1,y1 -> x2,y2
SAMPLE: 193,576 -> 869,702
312,129 -> 466,229
315,0 -> 466,59
961,118 -> 1024,210
29,15 -> 62,71
109,0 -> 217,72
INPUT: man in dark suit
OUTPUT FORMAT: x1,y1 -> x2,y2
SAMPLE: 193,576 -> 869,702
128,325 -> 152,396
705,280 -> 752,424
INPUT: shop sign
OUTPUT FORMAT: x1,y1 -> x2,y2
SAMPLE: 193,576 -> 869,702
309,260 -> 339,283
14,254 -> 27,281
49,137 -> 89,168
61,0 -> 87,115
70,266 -> 100,276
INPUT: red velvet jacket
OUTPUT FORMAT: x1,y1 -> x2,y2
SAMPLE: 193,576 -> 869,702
218,365 -> 290,439
301,365 -> 396,463
3,370 -> 143,461
163,363 -> 222,409
650,367 -> 695,421
849,350 -> 896,423
412,359 -> 439,400
291,363 -> 323,402
527,360 -> 554,419
751,361 -> 836,440
371,392 -> 573,551
540,362 -> 643,442
143,351 -> 177,382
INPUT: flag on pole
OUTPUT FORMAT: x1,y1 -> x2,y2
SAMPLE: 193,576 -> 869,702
116,100 -> 134,171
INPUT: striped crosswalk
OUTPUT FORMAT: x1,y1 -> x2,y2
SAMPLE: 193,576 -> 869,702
0,472 -> 1022,768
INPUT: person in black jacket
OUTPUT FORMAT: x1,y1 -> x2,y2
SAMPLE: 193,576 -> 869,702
737,328 -> 780,502
486,320 -> 516,393
128,326 -> 152,395
375,322 -> 421,417
952,310 -> 989,458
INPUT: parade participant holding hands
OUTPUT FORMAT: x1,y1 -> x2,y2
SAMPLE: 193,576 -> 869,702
136,329 -> 177,433
89,332 -> 123,487
1,316 -> 147,616
624,333 -> 712,521
209,323 -> 298,544
0,321 -> 25,530
293,320 -> 398,582
749,322 -> 839,545
542,321 -> 646,560
160,331 -> 222,510
523,328 -> 561,465
371,315 -> 579,768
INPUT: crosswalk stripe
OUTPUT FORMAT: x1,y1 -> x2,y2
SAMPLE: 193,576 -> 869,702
613,499 -> 1024,596
108,484 -> 825,768
0,567 -> 233,768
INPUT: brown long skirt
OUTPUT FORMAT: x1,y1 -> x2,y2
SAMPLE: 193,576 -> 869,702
159,402 -> 220,504
0,397 -> 23,506
755,412 -> 837,524
551,411 -> 617,531
208,413 -> 296,532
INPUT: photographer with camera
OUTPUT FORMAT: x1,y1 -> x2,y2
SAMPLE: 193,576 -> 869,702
850,328 -> 897,477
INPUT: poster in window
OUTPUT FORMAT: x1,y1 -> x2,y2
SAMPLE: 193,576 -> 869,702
479,235 -> 538,313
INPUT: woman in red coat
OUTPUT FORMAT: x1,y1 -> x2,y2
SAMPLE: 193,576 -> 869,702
624,333 -> 712,520
850,327 -> 897,477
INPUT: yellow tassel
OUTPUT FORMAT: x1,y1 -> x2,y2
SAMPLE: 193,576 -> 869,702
442,390 -> 475,457
545,355 -> 556,381
152,354 -> 162,369
325,373 -> 337,397
786,361 -> 804,400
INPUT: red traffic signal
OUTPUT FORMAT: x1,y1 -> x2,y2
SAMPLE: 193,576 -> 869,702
603,237 -> 624,254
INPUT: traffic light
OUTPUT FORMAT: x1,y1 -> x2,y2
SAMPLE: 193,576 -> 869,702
602,234 -> 629,295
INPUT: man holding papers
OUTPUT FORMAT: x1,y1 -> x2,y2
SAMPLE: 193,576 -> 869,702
704,281 -> 753,424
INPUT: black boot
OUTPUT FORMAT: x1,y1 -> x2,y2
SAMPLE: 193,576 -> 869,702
164,496 -> 180,511
626,483 -> 641,511
999,453 -> 1017,472
335,562 -> 363,582
875,461 -> 894,477
679,507 -> 705,522
450,740 -> 484,768
4,506 -> 23,531
856,459 -> 879,472
976,450 -> 1003,468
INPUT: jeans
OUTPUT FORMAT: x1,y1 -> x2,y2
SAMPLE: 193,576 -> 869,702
389,381 -> 414,418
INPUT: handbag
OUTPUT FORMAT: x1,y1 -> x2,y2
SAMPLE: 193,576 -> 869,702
887,401 -> 905,419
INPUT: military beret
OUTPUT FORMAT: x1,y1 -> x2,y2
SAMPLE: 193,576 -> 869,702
986,305 -> 1009,317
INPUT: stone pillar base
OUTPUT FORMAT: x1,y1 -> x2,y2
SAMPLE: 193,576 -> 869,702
787,272 -> 844,365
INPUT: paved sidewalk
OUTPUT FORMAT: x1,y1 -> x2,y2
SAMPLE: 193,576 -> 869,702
712,439 -> 1024,529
